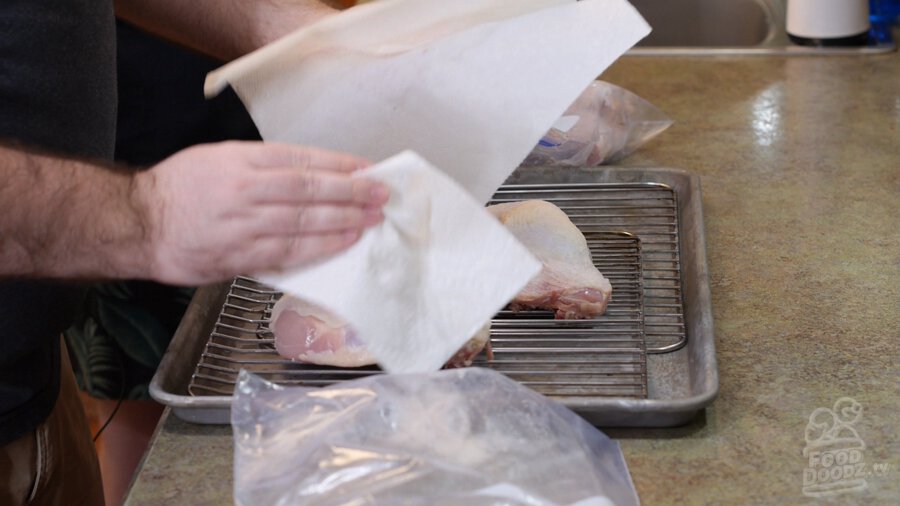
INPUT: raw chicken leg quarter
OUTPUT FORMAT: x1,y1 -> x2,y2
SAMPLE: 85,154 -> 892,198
486,200 -> 612,319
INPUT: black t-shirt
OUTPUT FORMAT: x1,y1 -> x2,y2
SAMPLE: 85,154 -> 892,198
0,0 -> 116,445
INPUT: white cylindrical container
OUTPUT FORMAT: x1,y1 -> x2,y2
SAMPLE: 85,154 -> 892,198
787,0 -> 870,45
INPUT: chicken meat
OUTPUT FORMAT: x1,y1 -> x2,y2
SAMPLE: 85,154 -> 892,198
270,295 -> 492,368
270,199 -> 608,367
487,199 -> 612,319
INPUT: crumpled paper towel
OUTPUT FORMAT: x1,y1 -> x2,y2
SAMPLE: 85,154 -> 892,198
257,152 -> 542,373
206,0 -> 650,203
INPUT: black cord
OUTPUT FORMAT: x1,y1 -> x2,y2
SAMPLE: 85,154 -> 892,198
93,350 -> 126,442
92,396 -> 124,442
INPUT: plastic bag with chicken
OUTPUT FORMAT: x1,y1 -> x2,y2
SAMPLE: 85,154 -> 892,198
523,80 -> 672,167
232,367 -> 639,506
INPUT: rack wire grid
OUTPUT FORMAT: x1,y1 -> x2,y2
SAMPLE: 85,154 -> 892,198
188,182 -> 687,400
491,182 -> 686,353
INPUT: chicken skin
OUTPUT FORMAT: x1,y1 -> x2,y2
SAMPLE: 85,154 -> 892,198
486,200 -> 611,319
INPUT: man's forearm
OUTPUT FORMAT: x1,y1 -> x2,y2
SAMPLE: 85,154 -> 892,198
114,0 -> 344,61
0,144 -> 151,280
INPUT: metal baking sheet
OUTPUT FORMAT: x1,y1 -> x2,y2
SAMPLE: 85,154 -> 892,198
150,167 -> 717,427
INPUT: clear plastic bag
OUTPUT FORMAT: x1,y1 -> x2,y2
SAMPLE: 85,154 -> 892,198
523,80 -> 672,167
232,368 -> 639,506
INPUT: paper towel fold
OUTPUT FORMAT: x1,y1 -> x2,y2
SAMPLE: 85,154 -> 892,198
257,152 -> 542,373
206,0 -> 650,203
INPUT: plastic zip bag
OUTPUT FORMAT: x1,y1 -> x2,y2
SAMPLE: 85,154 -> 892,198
233,368 -> 639,506
523,80 -> 672,167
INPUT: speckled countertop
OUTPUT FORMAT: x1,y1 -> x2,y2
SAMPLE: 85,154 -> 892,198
124,49 -> 899,505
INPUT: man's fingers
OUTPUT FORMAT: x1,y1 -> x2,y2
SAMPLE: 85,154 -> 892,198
247,204 -> 384,235
244,142 -> 370,173
145,141 -> 387,285
246,169 -> 389,206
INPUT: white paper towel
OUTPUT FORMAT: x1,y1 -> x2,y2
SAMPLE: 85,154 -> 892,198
206,0 -> 650,203
213,0 -> 651,373
257,152 -> 542,373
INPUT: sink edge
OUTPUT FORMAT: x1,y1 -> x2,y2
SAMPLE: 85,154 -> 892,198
625,41 -> 896,57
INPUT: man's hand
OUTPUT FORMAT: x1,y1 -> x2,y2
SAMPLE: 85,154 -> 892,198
0,141 -> 387,285
135,141 -> 387,285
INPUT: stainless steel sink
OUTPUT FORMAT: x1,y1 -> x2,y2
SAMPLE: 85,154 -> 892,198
626,0 -> 896,56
